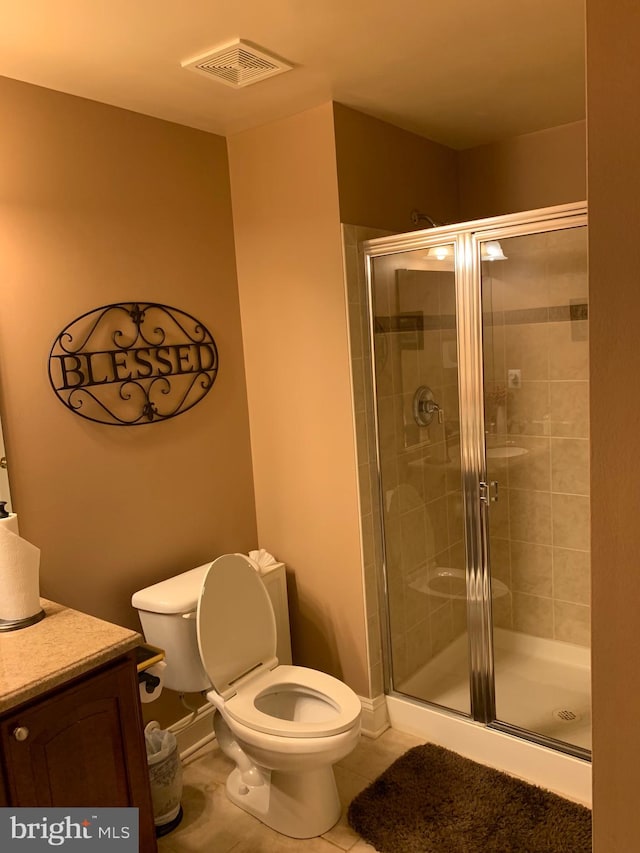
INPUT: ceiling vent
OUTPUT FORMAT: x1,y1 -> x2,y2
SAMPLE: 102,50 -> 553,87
181,39 -> 292,89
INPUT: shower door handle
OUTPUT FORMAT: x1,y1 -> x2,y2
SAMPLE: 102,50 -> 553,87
479,481 -> 499,504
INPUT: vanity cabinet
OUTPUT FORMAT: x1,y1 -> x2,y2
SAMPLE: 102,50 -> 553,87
0,652 -> 157,852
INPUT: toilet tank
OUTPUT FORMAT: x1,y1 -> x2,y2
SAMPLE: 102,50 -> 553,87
132,559 -> 290,694
132,563 -> 211,692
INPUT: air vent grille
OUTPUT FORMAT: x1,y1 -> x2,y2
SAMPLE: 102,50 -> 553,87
182,40 -> 292,88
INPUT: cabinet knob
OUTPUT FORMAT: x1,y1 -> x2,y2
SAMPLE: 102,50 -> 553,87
13,726 -> 29,742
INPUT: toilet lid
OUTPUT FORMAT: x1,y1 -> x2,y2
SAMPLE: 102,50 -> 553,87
197,553 -> 277,698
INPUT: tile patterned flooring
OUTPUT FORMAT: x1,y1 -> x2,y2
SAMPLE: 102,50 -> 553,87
157,728 -> 423,853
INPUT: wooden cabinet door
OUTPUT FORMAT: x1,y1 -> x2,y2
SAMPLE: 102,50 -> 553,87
0,655 -> 156,850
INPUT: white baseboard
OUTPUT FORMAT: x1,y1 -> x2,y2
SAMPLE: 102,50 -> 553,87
359,694 -> 390,738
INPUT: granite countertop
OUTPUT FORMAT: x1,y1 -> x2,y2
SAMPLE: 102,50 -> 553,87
0,598 -> 142,713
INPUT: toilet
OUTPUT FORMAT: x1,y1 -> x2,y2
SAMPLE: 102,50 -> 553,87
132,553 -> 362,839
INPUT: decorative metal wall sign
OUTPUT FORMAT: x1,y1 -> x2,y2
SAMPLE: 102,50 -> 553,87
48,302 -> 218,426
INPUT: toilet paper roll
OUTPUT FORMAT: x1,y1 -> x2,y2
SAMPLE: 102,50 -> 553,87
0,525 -> 41,621
0,513 -> 20,536
139,661 -> 167,704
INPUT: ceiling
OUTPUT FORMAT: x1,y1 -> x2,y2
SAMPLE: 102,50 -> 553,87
0,0 -> 585,150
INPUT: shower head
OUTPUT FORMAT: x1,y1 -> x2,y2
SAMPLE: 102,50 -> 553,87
410,209 -> 443,228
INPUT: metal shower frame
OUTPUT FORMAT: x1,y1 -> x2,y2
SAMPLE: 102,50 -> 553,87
362,201 -> 589,761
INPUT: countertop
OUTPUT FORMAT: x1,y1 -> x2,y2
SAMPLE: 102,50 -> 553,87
0,599 -> 141,713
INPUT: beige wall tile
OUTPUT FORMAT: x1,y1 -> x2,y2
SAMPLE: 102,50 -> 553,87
513,592 -> 554,638
370,662 -> 384,697
452,600 -> 468,638
407,617 -> 433,674
397,453 -> 426,508
504,322 -> 550,380
390,631 -> 408,684
551,438 -> 590,495
426,496 -> 449,557
351,356 -> 367,414
405,578 -> 429,628
490,537 -> 512,585
489,485 -> 511,539
492,591 -> 514,629
430,602 -> 454,656
360,510 -> 375,569
507,380 -> 551,436
367,613 -> 382,667
510,540 -> 553,596
446,489 -> 465,547
373,337 -> 394,398
547,271 -> 588,309
376,395 -> 397,458
552,493 -> 590,550
549,380 -> 589,438
363,558 -> 379,619
548,321 -> 589,380
506,436 -> 551,491
553,547 -> 591,605
509,489 -> 552,545
384,508 -> 402,556
400,507 -> 427,571
418,329 -> 445,389
554,601 -> 591,647
423,452 -> 448,502
482,321 -> 506,383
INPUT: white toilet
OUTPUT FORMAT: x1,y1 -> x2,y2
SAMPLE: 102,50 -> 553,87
132,553 -> 362,839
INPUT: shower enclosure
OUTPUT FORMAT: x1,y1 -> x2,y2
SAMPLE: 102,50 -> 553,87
352,202 -> 590,774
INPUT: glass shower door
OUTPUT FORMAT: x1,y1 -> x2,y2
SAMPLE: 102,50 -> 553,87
363,202 -> 590,758
480,224 -> 591,754
369,241 -> 471,716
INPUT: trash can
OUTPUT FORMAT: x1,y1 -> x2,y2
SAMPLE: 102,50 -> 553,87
145,722 -> 183,836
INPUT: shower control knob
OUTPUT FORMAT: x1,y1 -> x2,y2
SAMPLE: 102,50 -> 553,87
13,726 -> 29,742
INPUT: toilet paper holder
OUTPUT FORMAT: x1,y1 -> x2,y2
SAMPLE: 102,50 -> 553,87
136,643 -> 165,697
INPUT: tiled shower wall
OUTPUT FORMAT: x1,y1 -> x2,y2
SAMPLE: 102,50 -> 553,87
483,227 -> 590,647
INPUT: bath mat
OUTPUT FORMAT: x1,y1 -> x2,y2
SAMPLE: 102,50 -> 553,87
347,743 -> 591,853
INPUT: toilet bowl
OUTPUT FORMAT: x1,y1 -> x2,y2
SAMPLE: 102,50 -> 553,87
132,553 -> 362,839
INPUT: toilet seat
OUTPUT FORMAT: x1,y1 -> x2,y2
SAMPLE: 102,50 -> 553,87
197,553 -> 361,739
223,664 -> 362,738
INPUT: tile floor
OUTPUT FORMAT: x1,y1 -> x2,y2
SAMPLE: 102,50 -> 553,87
157,727 -> 423,852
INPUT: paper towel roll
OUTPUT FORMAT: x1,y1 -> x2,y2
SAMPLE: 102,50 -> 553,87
0,524 -> 41,621
139,661 -> 167,704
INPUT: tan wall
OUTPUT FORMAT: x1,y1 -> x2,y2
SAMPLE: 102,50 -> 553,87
0,77 -> 257,635
333,103 -> 460,232
458,121 -> 587,220
586,2 -> 640,849
227,104 -> 369,697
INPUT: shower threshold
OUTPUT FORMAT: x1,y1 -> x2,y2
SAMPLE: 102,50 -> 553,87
391,627 -> 591,804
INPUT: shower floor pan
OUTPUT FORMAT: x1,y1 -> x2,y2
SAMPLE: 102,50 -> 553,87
398,627 -> 591,752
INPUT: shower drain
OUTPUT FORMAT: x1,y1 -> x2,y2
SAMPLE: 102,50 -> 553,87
552,708 -> 582,723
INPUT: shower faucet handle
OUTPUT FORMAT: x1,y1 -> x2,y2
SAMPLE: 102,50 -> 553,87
413,385 -> 442,427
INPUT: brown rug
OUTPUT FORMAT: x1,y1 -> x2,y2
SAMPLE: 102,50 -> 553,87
347,743 -> 591,853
